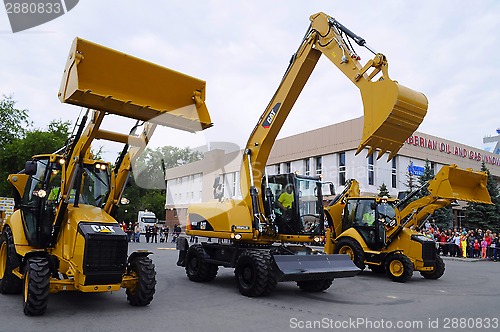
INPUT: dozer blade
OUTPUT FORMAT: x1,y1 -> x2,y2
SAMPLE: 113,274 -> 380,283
59,37 -> 212,132
273,254 -> 360,282
428,164 -> 492,204
357,79 -> 428,160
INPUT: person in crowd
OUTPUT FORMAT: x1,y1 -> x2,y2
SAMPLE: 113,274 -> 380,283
484,230 -> 493,258
492,233 -> 499,262
165,226 -> 169,242
473,239 -> 480,258
450,232 -> 461,257
438,231 -> 449,256
460,232 -> 467,258
145,225 -> 152,243
481,237 -> 488,259
152,224 -> 158,243
467,231 -> 476,258
134,223 -> 141,243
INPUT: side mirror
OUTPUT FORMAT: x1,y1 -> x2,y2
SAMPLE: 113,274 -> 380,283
25,161 -> 37,176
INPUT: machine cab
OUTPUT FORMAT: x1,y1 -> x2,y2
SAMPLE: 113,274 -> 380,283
15,155 -> 110,247
342,197 -> 395,250
262,173 -> 326,236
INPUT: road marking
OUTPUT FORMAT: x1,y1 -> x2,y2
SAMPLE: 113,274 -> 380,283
387,295 -> 398,299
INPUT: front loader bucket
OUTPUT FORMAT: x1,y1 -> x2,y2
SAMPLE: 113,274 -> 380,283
357,79 -> 428,160
273,254 -> 360,282
428,165 -> 492,204
59,37 -> 212,132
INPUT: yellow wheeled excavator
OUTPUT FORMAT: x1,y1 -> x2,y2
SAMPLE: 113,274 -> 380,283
176,12 -> 428,296
324,164 -> 492,282
0,37 -> 212,315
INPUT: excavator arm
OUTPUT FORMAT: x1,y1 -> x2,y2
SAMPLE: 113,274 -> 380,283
241,12 -> 428,233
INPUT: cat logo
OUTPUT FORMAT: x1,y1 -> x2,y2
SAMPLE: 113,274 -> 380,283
262,103 -> 281,129
91,225 -> 115,233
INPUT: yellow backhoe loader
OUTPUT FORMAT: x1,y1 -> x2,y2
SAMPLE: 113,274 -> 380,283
324,164 -> 492,282
0,37 -> 212,315
176,12 -> 428,296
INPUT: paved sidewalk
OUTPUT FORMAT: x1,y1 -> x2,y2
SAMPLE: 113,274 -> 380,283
441,256 -> 498,263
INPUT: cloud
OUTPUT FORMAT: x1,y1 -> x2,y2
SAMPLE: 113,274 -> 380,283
1,0 -> 499,163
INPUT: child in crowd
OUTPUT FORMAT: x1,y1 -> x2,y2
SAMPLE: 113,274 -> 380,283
473,239 -> 480,258
481,238 -> 488,259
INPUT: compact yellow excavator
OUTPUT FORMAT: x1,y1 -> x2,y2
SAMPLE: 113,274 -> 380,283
324,164 -> 492,282
0,37 -> 212,315
176,12 -> 428,296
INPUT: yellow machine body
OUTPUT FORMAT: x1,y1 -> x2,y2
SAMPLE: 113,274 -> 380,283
325,165 -> 492,281
0,37 -> 212,315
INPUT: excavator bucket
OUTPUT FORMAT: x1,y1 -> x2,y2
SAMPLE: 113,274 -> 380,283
357,79 -> 428,160
273,254 -> 360,282
59,37 -> 212,132
427,165 -> 492,204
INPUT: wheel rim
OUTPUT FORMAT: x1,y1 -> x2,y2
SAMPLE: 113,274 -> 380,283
0,242 -> 6,279
339,246 -> 354,260
188,256 -> 199,274
389,260 -> 404,277
240,264 -> 254,287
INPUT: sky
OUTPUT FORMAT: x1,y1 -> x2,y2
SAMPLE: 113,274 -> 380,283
1,0 -> 500,164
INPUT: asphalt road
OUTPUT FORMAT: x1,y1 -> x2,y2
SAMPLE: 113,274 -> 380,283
0,240 -> 498,332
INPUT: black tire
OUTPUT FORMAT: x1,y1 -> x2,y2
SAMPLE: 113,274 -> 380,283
334,238 -> 366,270
234,250 -> 277,297
368,264 -> 385,274
185,244 -> 218,282
420,255 -> 445,280
126,256 -> 156,306
385,253 -> 414,283
23,257 -> 50,316
0,226 -> 22,294
297,279 -> 333,292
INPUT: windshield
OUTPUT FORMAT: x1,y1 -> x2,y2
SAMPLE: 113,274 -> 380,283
142,217 -> 157,224
376,201 -> 396,223
78,163 -> 110,207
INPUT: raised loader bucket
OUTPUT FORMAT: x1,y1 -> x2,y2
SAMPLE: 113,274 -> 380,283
59,37 -> 212,132
357,79 -> 428,160
428,165 -> 492,204
273,254 -> 360,282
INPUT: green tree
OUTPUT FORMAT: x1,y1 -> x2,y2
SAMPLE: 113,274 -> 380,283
133,146 -> 202,190
464,162 -> 500,231
0,95 -> 31,147
404,161 -> 418,193
115,145 -> 203,223
377,183 -> 390,197
0,119 -> 70,196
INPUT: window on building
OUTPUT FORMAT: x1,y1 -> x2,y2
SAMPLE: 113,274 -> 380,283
316,156 -> 322,175
391,157 -> 397,188
430,161 -> 435,175
305,159 -> 310,176
286,162 -> 291,173
339,152 -> 346,186
277,163 -> 281,174
368,154 -> 374,185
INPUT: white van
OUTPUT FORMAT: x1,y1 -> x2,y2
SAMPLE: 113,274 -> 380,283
137,210 -> 157,234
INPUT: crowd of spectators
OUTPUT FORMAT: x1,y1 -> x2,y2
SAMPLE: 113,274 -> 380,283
417,221 -> 499,261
